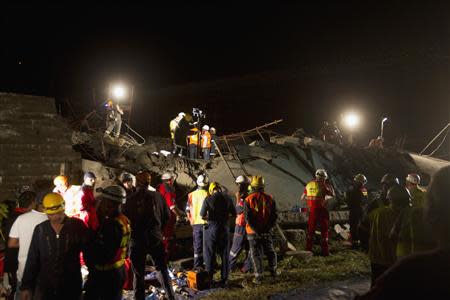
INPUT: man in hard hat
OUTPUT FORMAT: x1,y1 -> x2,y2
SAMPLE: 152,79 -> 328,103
172,113 -> 193,157
209,127 -> 217,159
301,169 -> 335,256
170,112 -> 185,154
187,128 -> 200,159
200,182 -> 236,286
201,125 -> 212,161
345,174 -> 369,248
20,193 -> 89,300
119,173 -> 135,196
365,185 -> 411,285
186,174 -> 209,268
84,185 -> 130,300
356,166 -> 450,299
52,175 -> 81,218
79,171 -> 99,231
391,173 -> 435,258
123,171 -> 174,300
158,172 -> 185,261
229,175 -> 252,273
6,191 -> 47,300
104,99 -> 124,138
244,175 -> 278,284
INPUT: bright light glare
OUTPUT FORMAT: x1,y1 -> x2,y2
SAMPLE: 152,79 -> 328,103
112,85 -> 126,99
344,113 -> 360,129
382,117 -> 388,123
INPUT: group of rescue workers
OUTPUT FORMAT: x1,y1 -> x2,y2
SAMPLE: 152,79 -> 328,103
169,112 -> 217,160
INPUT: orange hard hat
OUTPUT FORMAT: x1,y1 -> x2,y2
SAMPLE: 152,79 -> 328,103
53,175 -> 68,187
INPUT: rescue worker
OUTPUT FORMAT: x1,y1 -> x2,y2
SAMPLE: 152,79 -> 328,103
84,185 -> 130,300
210,127 -> 217,158
201,125 -> 212,161
187,128 -> 200,159
119,173 -> 135,196
200,182 -> 236,286
123,171 -> 174,300
172,113 -> 193,157
229,175 -> 252,272
5,191 -> 47,300
52,175 -> 81,218
79,171 -> 99,231
104,99 -> 124,138
244,175 -> 278,284
364,185 -> 411,285
170,112 -> 185,154
356,166 -> 450,299
186,174 -> 209,268
20,193 -> 89,300
392,174 -> 435,258
158,172 -> 185,260
368,136 -> 384,149
345,174 -> 368,248
301,169 -> 335,256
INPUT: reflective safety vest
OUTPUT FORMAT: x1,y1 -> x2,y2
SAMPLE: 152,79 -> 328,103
169,115 -> 183,139
95,214 -> 131,271
304,179 -> 332,208
245,192 -> 275,235
361,187 -> 368,197
189,133 -> 199,145
235,199 -> 246,226
187,189 -> 208,225
201,131 -> 211,148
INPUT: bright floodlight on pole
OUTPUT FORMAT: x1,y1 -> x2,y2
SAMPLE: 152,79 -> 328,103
343,112 -> 360,145
111,84 -> 126,100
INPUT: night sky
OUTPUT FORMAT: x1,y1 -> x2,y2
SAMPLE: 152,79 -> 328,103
1,2 -> 450,155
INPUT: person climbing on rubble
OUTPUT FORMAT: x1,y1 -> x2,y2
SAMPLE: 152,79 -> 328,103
201,125 -> 212,160
5,191 -> 47,300
368,136 -> 384,149
79,171 -> 99,231
84,185 -> 130,300
391,173 -> 435,258
186,174 -> 209,269
52,175 -> 81,218
345,173 -> 368,249
104,99 -> 124,138
209,127 -> 217,159
187,127 -> 200,159
356,166 -> 450,299
172,113 -> 193,157
200,182 -> 236,286
302,169 -> 335,256
170,112 -> 185,154
244,175 -> 278,285
122,171 -> 175,300
229,175 -> 253,273
19,193 -> 90,300
362,185 -> 411,285
158,172 -> 185,261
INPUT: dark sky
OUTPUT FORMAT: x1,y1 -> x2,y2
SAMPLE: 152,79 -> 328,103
1,2 -> 450,154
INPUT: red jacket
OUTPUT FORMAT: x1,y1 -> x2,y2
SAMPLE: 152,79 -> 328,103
80,185 -> 99,231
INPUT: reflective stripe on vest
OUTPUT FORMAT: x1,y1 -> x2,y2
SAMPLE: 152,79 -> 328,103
361,187 -> 368,197
305,180 -> 325,208
189,133 -> 199,145
201,132 -> 211,148
95,214 -> 131,271
188,189 -> 208,225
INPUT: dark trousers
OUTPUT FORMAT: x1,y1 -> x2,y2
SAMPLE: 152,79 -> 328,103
130,240 -> 175,300
203,222 -> 230,282
229,225 -> 252,272
306,207 -> 330,255
248,233 -> 277,279
193,224 -> 204,268
349,211 -> 362,244
371,263 -> 390,286
84,266 -> 125,300
32,285 -> 81,300
189,144 -> 198,159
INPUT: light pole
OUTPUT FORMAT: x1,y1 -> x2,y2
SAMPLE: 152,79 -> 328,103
343,112 -> 360,145
380,117 -> 388,139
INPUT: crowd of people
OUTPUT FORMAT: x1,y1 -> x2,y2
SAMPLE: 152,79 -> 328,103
1,161 -> 449,299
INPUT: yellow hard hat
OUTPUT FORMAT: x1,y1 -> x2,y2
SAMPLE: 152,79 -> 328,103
190,127 -> 199,132
208,182 -> 221,194
43,193 -> 65,215
53,175 -> 68,187
250,175 -> 265,189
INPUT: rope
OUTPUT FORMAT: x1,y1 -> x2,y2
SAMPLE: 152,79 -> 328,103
428,128 -> 450,157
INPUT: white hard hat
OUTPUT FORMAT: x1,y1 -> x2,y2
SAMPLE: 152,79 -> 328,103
178,112 -> 186,118
210,127 -> 216,133
406,173 -> 420,185
315,169 -> 328,179
235,175 -> 249,184
196,174 -> 209,187
202,125 -> 210,131
161,172 -> 173,180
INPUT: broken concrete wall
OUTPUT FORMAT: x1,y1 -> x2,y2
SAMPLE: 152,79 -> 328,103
0,93 -> 82,201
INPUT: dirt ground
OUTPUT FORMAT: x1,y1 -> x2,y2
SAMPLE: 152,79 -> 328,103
201,241 -> 370,300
